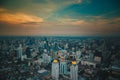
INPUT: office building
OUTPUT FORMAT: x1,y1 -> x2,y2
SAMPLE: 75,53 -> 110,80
60,57 -> 67,74
52,59 -> 59,80
17,44 -> 23,61
70,61 -> 78,80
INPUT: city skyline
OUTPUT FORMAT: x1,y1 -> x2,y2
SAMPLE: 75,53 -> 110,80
0,0 -> 120,36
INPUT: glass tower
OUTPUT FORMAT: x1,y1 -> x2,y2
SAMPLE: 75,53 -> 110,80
60,60 -> 67,74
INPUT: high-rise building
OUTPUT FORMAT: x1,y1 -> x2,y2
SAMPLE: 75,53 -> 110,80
60,57 -> 67,75
89,53 -> 94,61
52,59 -> 59,80
76,50 -> 81,59
70,61 -> 78,80
18,44 -> 23,61
50,50 -> 55,59
42,53 -> 48,63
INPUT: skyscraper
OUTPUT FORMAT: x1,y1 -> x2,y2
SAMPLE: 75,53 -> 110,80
76,49 -> 81,59
70,61 -> 78,80
52,59 -> 59,80
42,53 -> 48,64
18,44 -> 23,61
60,57 -> 67,75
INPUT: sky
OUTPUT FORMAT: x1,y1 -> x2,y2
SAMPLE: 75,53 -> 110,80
0,0 -> 120,36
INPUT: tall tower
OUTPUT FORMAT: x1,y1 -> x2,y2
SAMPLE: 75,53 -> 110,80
60,57 -> 67,75
70,61 -> 78,80
52,59 -> 59,80
42,53 -> 48,64
18,44 -> 23,61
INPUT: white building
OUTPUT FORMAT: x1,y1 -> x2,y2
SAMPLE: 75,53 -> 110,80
52,59 -> 59,80
70,61 -> 78,80
42,53 -> 48,63
18,44 -> 23,61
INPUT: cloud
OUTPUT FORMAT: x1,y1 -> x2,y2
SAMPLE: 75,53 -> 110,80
52,16 -> 120,36
76,0 -> 82,3
113,18 -> 120,23
0,8 -> 6,12
0,8 -> 44,24
0,0 -> 83,18
70,20 -> 85,25
0,16 -> 120,36
0,0 -> 120,37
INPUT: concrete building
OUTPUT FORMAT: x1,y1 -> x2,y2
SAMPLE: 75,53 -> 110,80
52,59 -> 59,80
70,61 -> 78,80
17,44 -> 23,61
60,57 -> 67,75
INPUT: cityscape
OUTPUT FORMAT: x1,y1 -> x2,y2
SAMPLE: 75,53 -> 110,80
0,36 -> 120,80
0,0 -> 120,80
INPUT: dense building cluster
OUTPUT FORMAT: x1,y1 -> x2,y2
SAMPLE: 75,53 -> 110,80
0,36 -> 120,80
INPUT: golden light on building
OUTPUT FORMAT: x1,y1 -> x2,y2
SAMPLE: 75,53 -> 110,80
53,59 -> 58,63
72,61 -> 77,65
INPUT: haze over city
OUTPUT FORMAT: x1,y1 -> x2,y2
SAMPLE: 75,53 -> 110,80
0,0 -> 120,36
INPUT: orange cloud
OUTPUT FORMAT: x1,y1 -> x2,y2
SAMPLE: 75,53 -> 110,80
0,11 -> 43,24
113,18 -> 120,23
71,20 -> 85,25
0,8 -> 6,12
